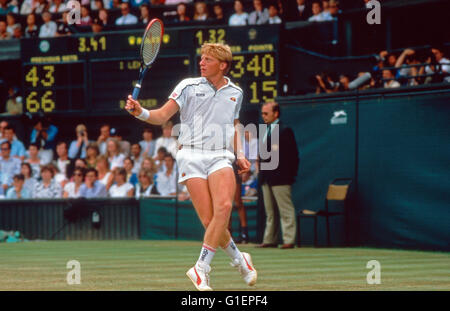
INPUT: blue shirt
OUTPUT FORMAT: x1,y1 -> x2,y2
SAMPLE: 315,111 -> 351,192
79,181 -> 107,198
30,125 -> 58,150
139,140 -> 156,158
0,156 -> 21,186
0,139 -> 26,158
6,187 -> 31,199
68,140 -> 89,159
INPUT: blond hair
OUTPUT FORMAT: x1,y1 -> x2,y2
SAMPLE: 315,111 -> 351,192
201,43 -> 233,75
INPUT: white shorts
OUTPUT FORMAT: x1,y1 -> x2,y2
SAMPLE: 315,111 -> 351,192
176,147 -> 235,183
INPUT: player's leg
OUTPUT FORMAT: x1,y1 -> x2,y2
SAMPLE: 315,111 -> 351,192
184,176 -> 230,291
207,168 -> 257,286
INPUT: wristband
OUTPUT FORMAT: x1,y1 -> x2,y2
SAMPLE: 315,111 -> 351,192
136,108 -> 150,121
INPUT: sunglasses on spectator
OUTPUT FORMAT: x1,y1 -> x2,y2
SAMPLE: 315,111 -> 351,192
74,173 -> 83,176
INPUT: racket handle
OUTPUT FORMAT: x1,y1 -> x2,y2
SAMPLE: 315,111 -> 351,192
132,83 -> 141,100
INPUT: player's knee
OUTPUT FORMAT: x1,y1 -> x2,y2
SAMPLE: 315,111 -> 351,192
214,202 -> 233,219
201,217 -> 212,229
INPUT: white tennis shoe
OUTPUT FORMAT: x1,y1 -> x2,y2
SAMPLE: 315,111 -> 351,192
231,252 -> 257,286
186,262 -> 213,291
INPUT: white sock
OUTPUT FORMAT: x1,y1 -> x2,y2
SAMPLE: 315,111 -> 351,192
222,238 -> 243,261
196,243 -> 216,266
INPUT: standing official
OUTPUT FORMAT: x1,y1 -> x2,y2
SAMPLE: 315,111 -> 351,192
259,102 -> 299,249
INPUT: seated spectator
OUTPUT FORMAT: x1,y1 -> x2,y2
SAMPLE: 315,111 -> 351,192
0,120 -> 7,140
110,128 -> 130,156
85,142 -> 100,169
229,0 -> 248,26
80,5 -> 93,26
106,138 -> 125,170
6,174 -> 31,199
10,23 -> 21,39
0,141 -> 21,195
139,127 -> 155,157
315,71 -> 338,93
212,3 -> 226,24
96,155 -> 114,190
248,0 -> 269,25
39,11 -> 57,38
91,0 -> 105,11
111,0 -> 121,9
135,168 -> 159,198
92,19 -> 103,33
395,48 -> 420,86
328,0 -> 340,19
53,141 -> 72,182
25,13 -> 39,38
156,153 -> 178,196
63,167 -> 85,198
96,124 -> 111,155
130,0 -> 149,8
294,0 -> 310,21
424,47 -> 450,83
69,124 -> 90,159
20,0 -> 37,15
153,121 -> 178,158
25,143 -> 43,178
165,0 -> 191,5
5,86 -> 22,115
109,167 -> 134,198
174,2 -> 190,22
309,1 -> 328,22
49,0 -> 66,13
20,162 -> 36,195
0,21 -> 10,40
241,171 -> 257,197
123,157 -> 138,186
116,2 -> 138,25
130,143 -> 144,174
0,0 -> 18,15
74,158 -> 87,170
383,69 -> 401,88
338,74 -> 351,91
141,156 -> 157,176
79,168 -> 107,198
193,1 -> 210,21
97,8 -> 110,26
268,3 -> 282,24
1,125 -> 26,161
6,12 -> 18,37
154,147 -> 167,173
56,11 -> 75,37
379,50 -> 398,69
139,4 -> 150,24
33,164 -> 62,198
34,0 -> 48,14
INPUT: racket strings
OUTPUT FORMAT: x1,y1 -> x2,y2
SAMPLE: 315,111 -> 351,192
142,22 -> 162,66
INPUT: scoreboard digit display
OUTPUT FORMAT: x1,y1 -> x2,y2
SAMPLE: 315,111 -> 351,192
22,62 -> 85,113
20,25 -> 280,115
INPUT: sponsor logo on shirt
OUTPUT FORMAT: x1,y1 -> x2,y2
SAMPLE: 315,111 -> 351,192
172,92 -> 177,97
230,97 -> 236,102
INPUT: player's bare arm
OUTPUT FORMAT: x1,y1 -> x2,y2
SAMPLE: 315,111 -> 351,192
234,119 -> 250,174
125,96 -> 179,125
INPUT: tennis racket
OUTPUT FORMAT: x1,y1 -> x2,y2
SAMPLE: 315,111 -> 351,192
129,18 -> 164,106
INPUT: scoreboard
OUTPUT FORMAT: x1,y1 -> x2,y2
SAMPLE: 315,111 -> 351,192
20,25 -> 280,115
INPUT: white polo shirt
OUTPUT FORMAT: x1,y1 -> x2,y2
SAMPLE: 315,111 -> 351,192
169,77 -> 243,151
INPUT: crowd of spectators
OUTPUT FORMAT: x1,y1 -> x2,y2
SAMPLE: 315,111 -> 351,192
314,46 -> 450,94
0,0 -> 350,40
0,118 -> 259,200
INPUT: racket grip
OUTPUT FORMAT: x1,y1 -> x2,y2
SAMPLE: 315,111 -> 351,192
132,83 -> 141,100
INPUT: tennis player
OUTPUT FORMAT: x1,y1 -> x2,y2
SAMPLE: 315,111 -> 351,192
125,43 -> 257,291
